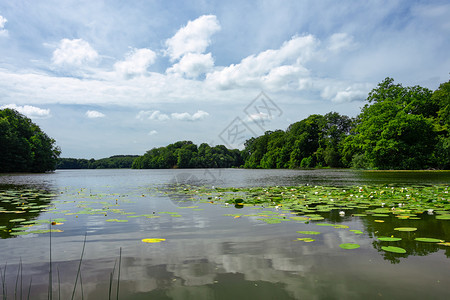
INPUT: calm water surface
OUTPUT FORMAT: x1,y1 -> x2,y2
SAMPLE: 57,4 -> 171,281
1,169 -> 449,299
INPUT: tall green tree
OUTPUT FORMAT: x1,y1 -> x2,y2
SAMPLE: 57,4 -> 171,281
0,108 -> 60,172
343,78 -> 436,169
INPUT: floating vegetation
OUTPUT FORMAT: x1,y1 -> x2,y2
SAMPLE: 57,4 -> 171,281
106,219 -> 128,223
296,231 -> 321,235
339,243 -> 360,250
414,238 -> 444,243
378,237 -> 402,242
382,246 -> 407,254
296,238 -> 315,242
394,227 -> 417,232
142,238 -> 166,243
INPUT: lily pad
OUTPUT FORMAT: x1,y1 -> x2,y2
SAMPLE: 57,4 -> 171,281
9,218 -> 26,222
394,227 -> 417,232
378,237 -> 402,242
142,238 -> 166,243
435,214 -> 450,220
106,219 -> 128,222
296,238 -> 315,242
339,243 -> 360,250
296,231 -> 321,235
381,246 -> 406,254
414,238 -> 444,243
349,230 -> 363,234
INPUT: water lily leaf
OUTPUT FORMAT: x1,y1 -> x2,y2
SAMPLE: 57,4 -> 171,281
339,243 -> 360,250
374,220 -> 385,223
290,216 -> 308,221
435,214 -> 450,220
9,218 -> 26,222
373,214 -> 390,217
378,237 -> 402,242
437,242 -> 450,247
382,246 -> 406,254
349,230 -> 363,234
106,219 -> 128,222
296,231 -> 321,235
414,238 -> 444,243
333,224 -> 349,229
297,238 -> 315,242
394,227 -> 417,232
10,231 -> 30,235
142,238 -> 166,243
352,214 -> 367,217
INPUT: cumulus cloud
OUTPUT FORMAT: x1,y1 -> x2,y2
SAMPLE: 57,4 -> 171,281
136,110 -> 170,121
85,110 -> 105,118
52,39 -> 99,66
0,15 -> 8,37
0,104 -> 50,119
171,110 -> 209,121
206,35 -> 317,89
137,110 -> 209,121
114,48 -> 157,77
148,130 -> 158,136
166,53 -> 214,78
165,15 -> 220,61
320,83 -> 371,102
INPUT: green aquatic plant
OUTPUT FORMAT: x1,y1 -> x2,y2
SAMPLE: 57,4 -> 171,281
339,243 -> 360,249
381,246 -> 407,254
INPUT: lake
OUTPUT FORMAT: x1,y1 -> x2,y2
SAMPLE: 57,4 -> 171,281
1,169 -> 450,299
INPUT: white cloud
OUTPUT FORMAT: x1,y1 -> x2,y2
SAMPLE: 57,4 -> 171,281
0,104 -> 50,119
137,110 -> 170,121
137,110 -> 209,122
0,15 -> 8,37
86,110 -> 105,118
206,35 -> 318,90
114,48 -> 157,78
52,39 -> 99,66
320,83 -> 371,102
165,15 -> 220,61
148,130 -> 158,136
171,110 -> 209,121
166,53 -> 214,78
327,33 -> 357,52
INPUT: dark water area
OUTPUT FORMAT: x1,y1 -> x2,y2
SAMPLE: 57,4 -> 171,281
0,169 -> 449,299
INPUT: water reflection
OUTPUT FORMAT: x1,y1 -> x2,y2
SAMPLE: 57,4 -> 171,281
0,187 -> 56,239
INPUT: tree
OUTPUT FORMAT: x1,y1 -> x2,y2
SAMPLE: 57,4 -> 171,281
343,78 -> 436,169
0,108 -> 60,172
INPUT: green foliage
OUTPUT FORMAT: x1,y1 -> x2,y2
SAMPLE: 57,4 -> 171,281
343,77 -> 445,169
57,155 -> 139,169
242,112 -> 352,169
0,108 -> 60,172
132,141 -> 243,169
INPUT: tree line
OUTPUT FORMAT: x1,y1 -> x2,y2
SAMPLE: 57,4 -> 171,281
133,78 -> 449,170
1,78 -> 448,172
56,155 -> 139,169
131,141 -> 243,169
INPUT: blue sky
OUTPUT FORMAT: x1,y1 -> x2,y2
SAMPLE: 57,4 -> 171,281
1,0 -> 449,158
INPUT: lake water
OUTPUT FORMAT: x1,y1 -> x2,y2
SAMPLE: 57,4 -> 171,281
1,169 -> 449,299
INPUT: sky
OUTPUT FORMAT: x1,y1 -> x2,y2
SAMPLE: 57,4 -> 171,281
0,0 -> 449,159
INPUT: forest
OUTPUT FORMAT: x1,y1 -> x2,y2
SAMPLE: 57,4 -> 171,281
0,108 -> 60,172
56,155 -> 139,169
133,78 -> 450,170
1,78 -> 449,172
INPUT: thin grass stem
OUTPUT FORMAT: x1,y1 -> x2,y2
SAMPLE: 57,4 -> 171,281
27,277 -> 32,300
108,259 -> 117,300
71,233 -> 87,300
116,248 -> 122,300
